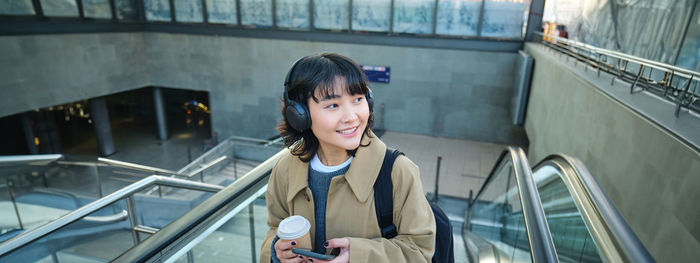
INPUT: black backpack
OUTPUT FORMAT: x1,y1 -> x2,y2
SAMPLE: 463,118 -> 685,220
373,148 -> 455,263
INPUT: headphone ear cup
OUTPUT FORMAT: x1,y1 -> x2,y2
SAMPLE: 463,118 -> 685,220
285,100 -> 311,132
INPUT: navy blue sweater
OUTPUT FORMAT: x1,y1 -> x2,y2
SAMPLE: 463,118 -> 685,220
270,160 -> 351,262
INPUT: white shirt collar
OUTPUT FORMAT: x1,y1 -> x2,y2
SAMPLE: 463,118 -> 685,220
310,154 -> 353,173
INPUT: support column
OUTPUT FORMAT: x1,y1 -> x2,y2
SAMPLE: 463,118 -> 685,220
90,97 -> 116,156
46,111 -> 62,153
20,113 -> 38,154
153,87 -> 168,140
525,0 -> 545,41
35,111 -> 61,154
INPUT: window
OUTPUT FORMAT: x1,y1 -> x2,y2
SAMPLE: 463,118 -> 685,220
145,0 -> 172,21
40,0 -> 79,17
276,0 -> 309,29
352,0 -> 390,32
314,0 -> 349,30
83,0 -> 112,19
240,0 -> 273,27
481,0 -> 528,38
175,0 -> 204,22
115,0 -> 138,20
393,0 -> 435,34
436,0 -> 481,36
207,0 -> 238,24
0,0 -> 35,15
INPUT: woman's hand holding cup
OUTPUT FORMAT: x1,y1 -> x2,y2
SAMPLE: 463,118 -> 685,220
277,215 -> 312,263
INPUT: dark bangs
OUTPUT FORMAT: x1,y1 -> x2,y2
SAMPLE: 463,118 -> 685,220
288,54 -> 369,104
310,58 -> 368,102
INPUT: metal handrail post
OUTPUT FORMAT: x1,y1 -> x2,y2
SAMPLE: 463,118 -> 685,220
187,144 -> 192,164
233,144 -> 238,180
93,164 -> 103,198
154,171 -> 163,198
42,172 -> 49,187
7,180 -> 24,230
125,196 -> 139,245
187,251 -> 194,263
676,75 -> 694,117
597,54 -> 604,77
433,156 -> 442,202
631,64 -> 645,93
248,203 -> 257,263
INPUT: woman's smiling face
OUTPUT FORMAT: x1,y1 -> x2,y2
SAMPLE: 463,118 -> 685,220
307,76 -> 370,157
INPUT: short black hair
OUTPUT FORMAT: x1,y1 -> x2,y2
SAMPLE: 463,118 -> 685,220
277,53 -> 374,162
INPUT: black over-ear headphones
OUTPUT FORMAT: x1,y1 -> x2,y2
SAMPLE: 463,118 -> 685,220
283,56 -> 374,132
284,57 -> 311,132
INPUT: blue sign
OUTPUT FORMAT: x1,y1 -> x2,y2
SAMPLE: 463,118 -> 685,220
361,65 -> 390,83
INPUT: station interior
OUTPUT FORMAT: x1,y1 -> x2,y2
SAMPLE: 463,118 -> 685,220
1,0 -> 699,262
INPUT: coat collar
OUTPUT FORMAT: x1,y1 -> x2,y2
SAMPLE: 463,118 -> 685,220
286,131 -> 386,203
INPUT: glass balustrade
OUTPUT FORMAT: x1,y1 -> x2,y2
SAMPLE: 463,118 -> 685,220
170,189 -> 267,262
532,164 -> 604,263
466,152 -> 534,262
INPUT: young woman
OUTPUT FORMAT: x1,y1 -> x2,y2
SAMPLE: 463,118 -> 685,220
260,53 -> 435,263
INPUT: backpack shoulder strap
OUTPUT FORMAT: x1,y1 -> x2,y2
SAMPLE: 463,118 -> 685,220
373,148 -> 403,239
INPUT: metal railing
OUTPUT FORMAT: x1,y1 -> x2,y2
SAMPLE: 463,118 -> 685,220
466,146 -> 558,263
177,135 -> 284,179
97,157 -> 181,177
113,149 -> 286,262
532,154 -> 655,263
536,32 -> 700,118
99,155 -> 229,182
0,175 -> 224,259
0,154 -> 63,167
0,135 -> 278,237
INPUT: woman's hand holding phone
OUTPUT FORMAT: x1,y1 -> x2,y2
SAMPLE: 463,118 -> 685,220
275,239 -> 305,263
295,238 -> 350,263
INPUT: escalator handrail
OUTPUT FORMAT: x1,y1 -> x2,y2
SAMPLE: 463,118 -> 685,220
0,176 -> 224,257
470,146 -> 559,263
112,148 -> 287,262
533,154 -> 655,263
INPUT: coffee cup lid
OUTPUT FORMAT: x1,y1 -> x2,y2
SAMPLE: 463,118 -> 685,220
277,215 -> 311,240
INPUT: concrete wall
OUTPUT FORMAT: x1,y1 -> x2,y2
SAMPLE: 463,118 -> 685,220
1,32 -> 524,145
0,33 -> 148,117
524,42 -> 700,262
144,33 -> 523,144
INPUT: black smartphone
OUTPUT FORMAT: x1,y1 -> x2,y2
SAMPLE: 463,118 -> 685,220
292,248 -> 337,261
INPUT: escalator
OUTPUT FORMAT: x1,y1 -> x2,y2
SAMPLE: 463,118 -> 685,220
0,136 -> 279,262
0,146 -> 655,262
463,148 -> 654,263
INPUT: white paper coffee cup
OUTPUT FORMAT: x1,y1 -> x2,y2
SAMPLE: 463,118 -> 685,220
277,215 -> 312,249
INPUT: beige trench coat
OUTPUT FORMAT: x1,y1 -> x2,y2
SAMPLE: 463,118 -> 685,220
260,133 -> 435,262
